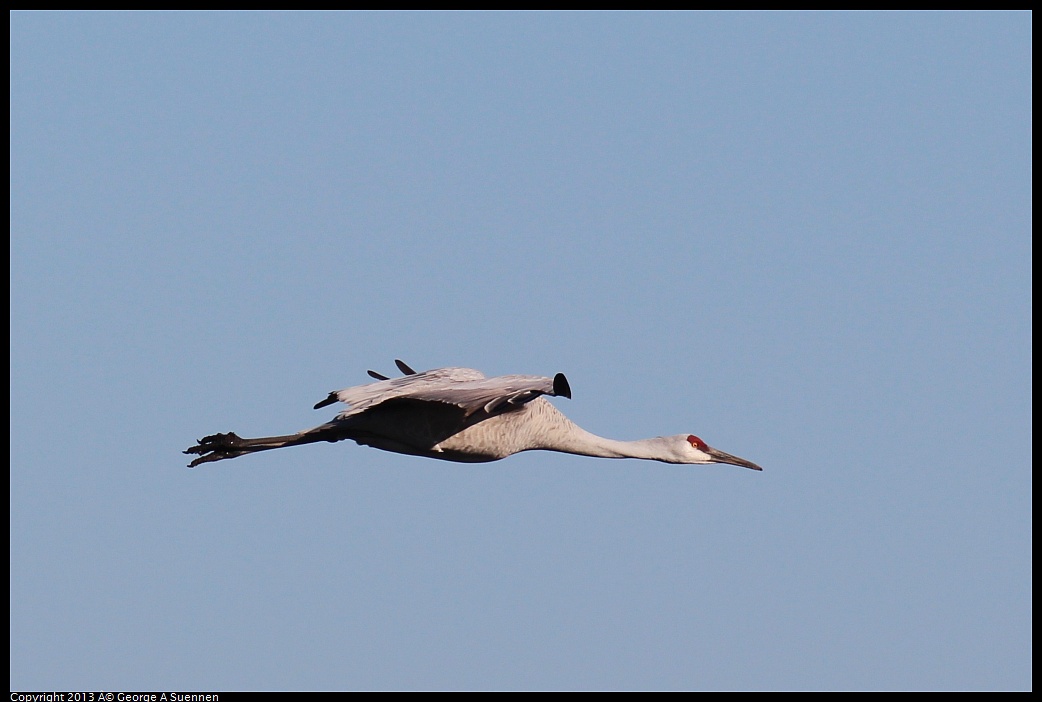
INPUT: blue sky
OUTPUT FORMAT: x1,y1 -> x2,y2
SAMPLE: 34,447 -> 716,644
10,12 -> 1031,691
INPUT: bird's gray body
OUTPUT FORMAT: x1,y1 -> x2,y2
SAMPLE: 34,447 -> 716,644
322,367 -> 579,462
349,395 -> 579,463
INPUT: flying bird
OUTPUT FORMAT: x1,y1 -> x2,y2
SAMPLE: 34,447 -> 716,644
184,361 -> 762,471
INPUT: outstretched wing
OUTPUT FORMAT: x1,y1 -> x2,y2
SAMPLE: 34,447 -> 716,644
315,367 -> 570,420
401,373 -> 570,416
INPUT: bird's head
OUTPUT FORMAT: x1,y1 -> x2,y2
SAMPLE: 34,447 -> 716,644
665,434 -> 763,470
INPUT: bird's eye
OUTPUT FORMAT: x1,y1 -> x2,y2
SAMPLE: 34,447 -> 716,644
687,435 -> 707,450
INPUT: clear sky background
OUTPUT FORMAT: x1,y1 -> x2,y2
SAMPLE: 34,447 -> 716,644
10,12 -> 1031,691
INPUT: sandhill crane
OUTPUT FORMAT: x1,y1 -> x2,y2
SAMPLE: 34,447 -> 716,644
184,360 -> 762,471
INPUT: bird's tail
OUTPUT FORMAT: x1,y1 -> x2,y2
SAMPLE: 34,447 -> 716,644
183,422 -> 343,468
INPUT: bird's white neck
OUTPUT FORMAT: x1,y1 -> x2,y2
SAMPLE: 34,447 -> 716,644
543,425 -> 675,461
525,401 -> 677,462
436,399 -> 682,463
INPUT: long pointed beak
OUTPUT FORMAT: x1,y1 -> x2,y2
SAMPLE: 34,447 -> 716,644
706,446 -> 763,471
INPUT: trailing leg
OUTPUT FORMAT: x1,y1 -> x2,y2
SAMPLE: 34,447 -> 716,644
183,423 -> 343,467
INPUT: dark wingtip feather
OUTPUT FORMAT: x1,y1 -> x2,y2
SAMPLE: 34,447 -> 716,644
367,370 -> 390,380
395,359 -> 417,375
313,392 -> 339,410
553,373 -> 572,399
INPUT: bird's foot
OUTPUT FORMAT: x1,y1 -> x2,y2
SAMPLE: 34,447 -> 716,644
184,432 -> 247,467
